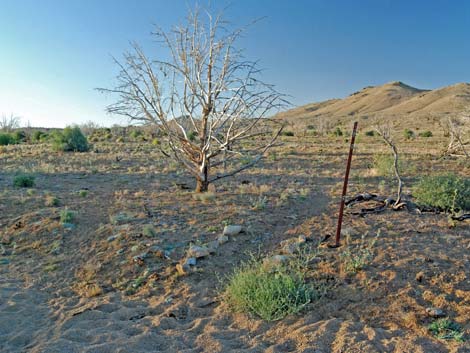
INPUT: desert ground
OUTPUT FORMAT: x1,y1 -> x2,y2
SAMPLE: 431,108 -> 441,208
0,122 -> 469,353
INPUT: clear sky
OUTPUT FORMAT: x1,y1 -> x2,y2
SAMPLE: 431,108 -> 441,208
1,0 -> 469,127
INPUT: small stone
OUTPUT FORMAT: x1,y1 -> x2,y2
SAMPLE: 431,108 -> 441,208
185,257 -> 197,266
107,234 -> 120,242
217,235 -> 229,245
426,307 -> 445,318
205,240 -> 219,253
188,245 -> 210,259
415,271 -> 425,282
223,225 -> 243,236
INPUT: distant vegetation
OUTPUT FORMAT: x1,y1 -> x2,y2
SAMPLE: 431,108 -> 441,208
52,126 -> 90,152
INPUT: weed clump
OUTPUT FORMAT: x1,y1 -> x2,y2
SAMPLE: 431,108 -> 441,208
13,174 -> 35,187
224,258 -> 315,321
414,174 -> 470,212
428,319 -> 465,342
52,126 -> 90,152
418,130 -> 433,138
60,209 -> 76,224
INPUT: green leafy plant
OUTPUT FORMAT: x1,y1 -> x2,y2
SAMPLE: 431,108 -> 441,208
0,133 -> 17,145
414,174 -> 470,212
13,174 -> 35,187
60,209 -> 76,224
365,130 -> 375,137
403,129 -> 415,140
332,127 -> 343,137
224,258 -> 315,321
428,319 -> 465,342
52,126 -> 90,152
340,232 -> 379,274
281,131 -> 295,137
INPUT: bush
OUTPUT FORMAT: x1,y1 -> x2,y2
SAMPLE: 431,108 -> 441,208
403,129 -> 415,140
224,258 -> 314,321
52,127 -> 89,152
0,133 -> 16,145
365,130 -> 375,137
332,127 -> 343,137
60,209 -> 76,224
13,174 -> 35,187
414,174 -> 470,212
281,131 -> 295,137
13,130 -> 27,143
418,130 -> 433,138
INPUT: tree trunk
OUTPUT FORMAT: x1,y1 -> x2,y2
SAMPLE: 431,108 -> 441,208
195,164 -> 209,192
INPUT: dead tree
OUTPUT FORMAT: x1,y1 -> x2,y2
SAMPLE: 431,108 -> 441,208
0,114 -> 21,132
98,7 -> 286,192
442,114 -> 469,158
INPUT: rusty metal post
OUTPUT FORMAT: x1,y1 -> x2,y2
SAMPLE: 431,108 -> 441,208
331,121 -> 358,248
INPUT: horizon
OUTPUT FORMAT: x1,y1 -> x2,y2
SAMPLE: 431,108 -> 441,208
1,0 -> 470,128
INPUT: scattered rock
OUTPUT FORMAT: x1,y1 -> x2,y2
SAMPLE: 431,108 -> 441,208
188,245 -> 210,259
415,271 -> 425,282
426,307 -> 445,318
205,240 -> 219,253
223,225 -> 243,236
217,235 -> 229,245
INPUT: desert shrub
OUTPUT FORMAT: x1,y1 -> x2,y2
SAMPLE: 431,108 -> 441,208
0,133 -> 16,145
414,174 -> 470,211
188,131 -> 197,141
60,209 -> 76,224
332,127 -> 343,137
372,154 -> 403,177
403,129 -> 415,140
418,130 -> 433,138
13,174 -> 35,187
13,130 -> 27,143
340,233 -> 378,274
129,129 -> 142,139
224,258 -> 315,321
365,130 -> 375,136
52,126 -> 89,152
32,130 -> 48,142
281,131 -> 295,137
428,319 -> 465,342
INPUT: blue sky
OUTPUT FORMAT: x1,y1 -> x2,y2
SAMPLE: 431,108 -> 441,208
1,0 -> 469,127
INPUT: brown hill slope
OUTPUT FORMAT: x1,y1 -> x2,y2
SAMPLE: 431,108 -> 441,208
275,81 -> 470,130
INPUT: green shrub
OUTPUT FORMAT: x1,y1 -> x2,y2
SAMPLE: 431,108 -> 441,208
332,127 -> 343,137
188,131 -> 197,141
224,258 -> 315,321
418,130 -> 433,138
428,319 -> 465,342
60,209 -> 76,224
414,174 -> 470,211
0,133 -> 16,145
52,127 -> 89,152
365,130 -> 375,137
281,131 -> 295,137
13,131 -> 27,143
403,129 -> 415,140
13,174 -> 35,187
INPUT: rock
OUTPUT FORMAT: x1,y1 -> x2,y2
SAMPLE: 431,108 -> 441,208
107,234 -> 120,242
185,257 -> 197,266
223,225 -> 243,236
426,307 -> 445,318
205,240 -> 219,253
188,245 -> 210,259
263,255 -> 290,269
415,271 -> 425,282
217,235 -> 229,245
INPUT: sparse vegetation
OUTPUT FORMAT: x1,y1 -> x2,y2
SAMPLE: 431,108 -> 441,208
418,130 -> 433,138
340,233 -> 378,274
414,174 -> 470,211
60,209 -> 76,224
428,319 -> 465,342
13,174 -> 35,188
403,128 -> 415,139
224,258 -> 315,321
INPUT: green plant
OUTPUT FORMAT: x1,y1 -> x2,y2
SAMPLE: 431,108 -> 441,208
365,130 -> 375,137
414,174 -> 470,212
251,195 -> 268,210
45,195 -> 60,207
52,126 -> 90,152
0,133 -> 16,145
332,127 -> 343,137
78,189 -> 88,197
418,130 -> 433,138
281,131 -> 295,137
60,209 -> 76,224
372,154 -> 403,177
340,232 -> 379,274
13,174 -> 35,187
403,129 -> 415,140
142,225 -> 157,237
428,319 -> 465,342
224,258 -> 315,321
